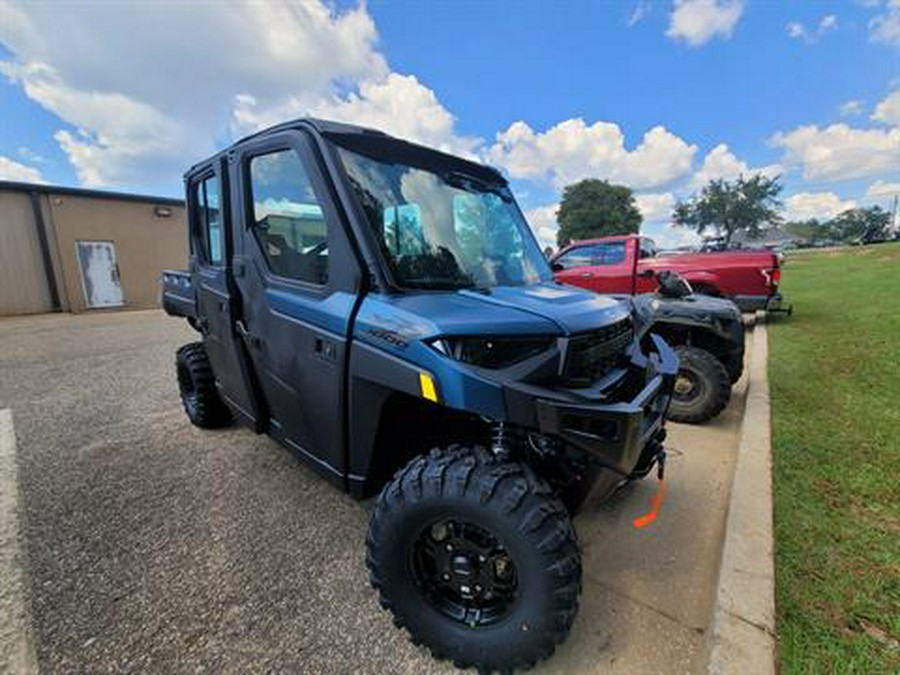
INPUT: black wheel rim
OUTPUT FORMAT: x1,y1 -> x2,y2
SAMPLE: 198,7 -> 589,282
410,518 -> 518,627
673,369 -> 704,404
177,361 -> 199,415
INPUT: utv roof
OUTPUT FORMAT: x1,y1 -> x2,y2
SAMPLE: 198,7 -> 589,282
186,117 -> 505,184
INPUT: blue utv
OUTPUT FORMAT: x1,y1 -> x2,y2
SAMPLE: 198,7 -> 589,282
162,118 -> 677,672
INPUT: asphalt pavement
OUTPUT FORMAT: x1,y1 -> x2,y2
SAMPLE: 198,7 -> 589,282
0,310 -> 745,674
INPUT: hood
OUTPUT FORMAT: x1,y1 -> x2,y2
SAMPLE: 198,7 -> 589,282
460,283 -> 630,335
358,283 -> 630,343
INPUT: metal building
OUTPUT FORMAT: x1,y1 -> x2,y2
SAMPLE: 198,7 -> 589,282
0,181 -> 187,316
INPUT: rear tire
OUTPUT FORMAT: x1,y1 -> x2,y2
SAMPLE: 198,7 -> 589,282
176,342 -> 231,428
367,445 -> 581,673
667,345 -> 731,424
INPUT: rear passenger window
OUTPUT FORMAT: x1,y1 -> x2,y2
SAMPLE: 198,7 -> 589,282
248,149 -> 329,285
194,175 -> 224,266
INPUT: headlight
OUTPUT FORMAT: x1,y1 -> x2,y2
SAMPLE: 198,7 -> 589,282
429,336 -> 555,369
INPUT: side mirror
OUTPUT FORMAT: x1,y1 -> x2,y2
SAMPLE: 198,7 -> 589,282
551,261 -> 564,272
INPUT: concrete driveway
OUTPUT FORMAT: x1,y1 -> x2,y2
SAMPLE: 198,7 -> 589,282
0,310 -> 744,674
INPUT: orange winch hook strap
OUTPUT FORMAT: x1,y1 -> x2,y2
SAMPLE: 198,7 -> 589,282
632,479 -> 667,529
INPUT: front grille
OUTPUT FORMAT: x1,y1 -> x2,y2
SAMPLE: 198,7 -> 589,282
562,318 -> 634,386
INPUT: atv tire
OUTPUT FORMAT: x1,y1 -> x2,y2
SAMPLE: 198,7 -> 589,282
667,345 -> 731,424
367,445 -> 581,673
176,342 -> 231,428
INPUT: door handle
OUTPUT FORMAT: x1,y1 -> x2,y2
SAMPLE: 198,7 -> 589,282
236,320 -> 261,349
580,272 -> 594,278
314,337 -> 337,362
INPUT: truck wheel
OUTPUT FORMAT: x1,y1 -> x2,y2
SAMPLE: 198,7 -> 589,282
175,342 -> 231,428
367,445 -> 581,672
667,345 -> 731,424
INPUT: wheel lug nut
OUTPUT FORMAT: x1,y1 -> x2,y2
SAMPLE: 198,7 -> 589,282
478,555 -> 486,563
445,544 -> 453,552
442,573 -> 450,581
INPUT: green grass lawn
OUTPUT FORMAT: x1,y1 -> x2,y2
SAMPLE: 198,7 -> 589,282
770,243 -> 900,673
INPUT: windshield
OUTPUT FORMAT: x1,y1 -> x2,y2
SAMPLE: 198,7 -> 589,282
333,141 -> 551,290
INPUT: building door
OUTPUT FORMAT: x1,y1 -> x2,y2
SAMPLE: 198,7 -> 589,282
76,240 -> 124,308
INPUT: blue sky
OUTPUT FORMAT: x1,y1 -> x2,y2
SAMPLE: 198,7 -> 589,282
1,0 -> 898,248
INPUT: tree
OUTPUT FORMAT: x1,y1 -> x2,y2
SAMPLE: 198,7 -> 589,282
556,179 -> 642,247
783,219 -> 830,245
828,206 -> 891,243
673,174 -> 782,247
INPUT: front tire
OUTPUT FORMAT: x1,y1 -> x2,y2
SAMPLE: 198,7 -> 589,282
176,342 -> 231,428
367,445 -> 581,672
667,345 -> 731,424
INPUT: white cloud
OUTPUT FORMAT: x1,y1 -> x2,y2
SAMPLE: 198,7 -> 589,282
783,191 -> 856,221
524,204 -> 560,249
0,155 -> 45,182
644,222 -> 701,249
786,14 -> 838,44
667,0 -> 744,47
870,0 -> 900,46
628,2 -> 651,26
839,99 -> 865,117
689,143 -> 781,188
0,60 -> 196,187
488,118 -> 697,190
786,23 -> 805,40
635,192 -> 676,222
770,123 -> 900,182
0,1 -> 472,190
233,73 -> 480,157
867,179 -> 900,198
872,89 -> 900,126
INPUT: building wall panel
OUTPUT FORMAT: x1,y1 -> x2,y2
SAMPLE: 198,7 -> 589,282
0,191 -> 54,316
46,194 -> 187,313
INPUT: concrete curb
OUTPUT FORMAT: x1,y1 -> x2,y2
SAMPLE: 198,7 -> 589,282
0,409 -> 39,674
706,311 -> 777,675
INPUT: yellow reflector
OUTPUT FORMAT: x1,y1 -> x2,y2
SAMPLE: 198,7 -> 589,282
419,372 -> 439,403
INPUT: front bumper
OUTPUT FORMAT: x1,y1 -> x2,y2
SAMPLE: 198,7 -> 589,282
503,335 -> 678,478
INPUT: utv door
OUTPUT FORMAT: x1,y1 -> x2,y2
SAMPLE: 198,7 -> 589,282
188,164 -> 261,427
231,131 -> 360,484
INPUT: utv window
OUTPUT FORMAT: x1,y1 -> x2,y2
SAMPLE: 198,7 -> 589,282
334,141 -> 550,290
193,175 -> 224,266
248,148 -> 329,285
383,204 -> 425,256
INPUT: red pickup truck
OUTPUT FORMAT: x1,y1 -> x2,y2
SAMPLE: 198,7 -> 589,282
551,235 -> 787,312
